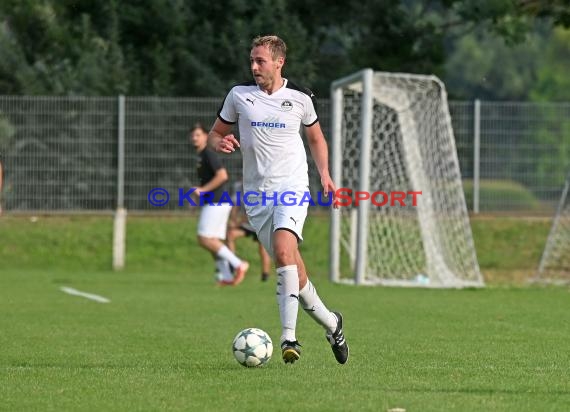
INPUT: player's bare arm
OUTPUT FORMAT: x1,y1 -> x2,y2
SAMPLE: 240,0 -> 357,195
209,119 -> 240,153
305,122 -> 336,197
196,168 -> 228,195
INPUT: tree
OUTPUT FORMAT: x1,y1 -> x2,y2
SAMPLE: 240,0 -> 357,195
1,0 -> 570,97
0,0 -> 131,95
295,0 -> 570,96
531,26 -> 570,101
443,24 -> 546,100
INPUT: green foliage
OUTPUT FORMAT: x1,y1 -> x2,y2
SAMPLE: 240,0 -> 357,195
1,0 -> 568,97
0,0 -> 129,95
0,214 -> 551,276
445,23 -> 570,100
470,216 -> 550,271
444,26 -> 544,100
463,179 -> 542,211
531,112 -> 570,189
348,1 -> 447,77
531,27 -> 570,101
0,113 -> 15,150
182,0 -> 317,95
0,0 -> 317,96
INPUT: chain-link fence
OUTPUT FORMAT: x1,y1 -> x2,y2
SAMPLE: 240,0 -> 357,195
450,101 -> 570,212
1,96 -> 569,214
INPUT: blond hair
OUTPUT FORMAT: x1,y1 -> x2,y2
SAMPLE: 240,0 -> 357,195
251,35 -> 287,61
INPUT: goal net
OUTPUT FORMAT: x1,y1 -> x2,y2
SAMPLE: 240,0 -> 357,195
535,173 -> 570,284
329,69 -> 483,288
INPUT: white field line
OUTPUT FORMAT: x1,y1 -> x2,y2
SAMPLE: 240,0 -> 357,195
60,286 -> 110,303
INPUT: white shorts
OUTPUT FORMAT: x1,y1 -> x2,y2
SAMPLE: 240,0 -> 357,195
244,189 -> 308,259
197,203 -> 233,239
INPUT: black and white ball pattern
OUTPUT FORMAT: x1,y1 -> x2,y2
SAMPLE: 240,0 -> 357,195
232,328 -> 273,367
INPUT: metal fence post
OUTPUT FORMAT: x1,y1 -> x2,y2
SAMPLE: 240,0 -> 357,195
113,95 -> 127,270
117,95 -> 125,209
473,99 -> 481,214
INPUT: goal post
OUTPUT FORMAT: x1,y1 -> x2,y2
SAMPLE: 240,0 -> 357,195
329,69 -> 484,288
330,69 -> 374,285
534,172 -> 570,284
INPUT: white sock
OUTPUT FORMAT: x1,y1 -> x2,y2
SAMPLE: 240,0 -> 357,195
217,245 -> 242,269
276,265 -> 299,343
215,258 -> 233,282
299,280 -> 337,334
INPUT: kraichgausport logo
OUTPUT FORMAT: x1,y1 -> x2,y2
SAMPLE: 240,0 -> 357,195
147,188 -> 422,208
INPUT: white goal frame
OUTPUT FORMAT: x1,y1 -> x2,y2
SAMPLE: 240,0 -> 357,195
329,69 -> 484,288
534,172 -> 570,284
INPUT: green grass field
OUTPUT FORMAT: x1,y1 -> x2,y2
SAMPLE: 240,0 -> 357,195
1,215 -> 569,411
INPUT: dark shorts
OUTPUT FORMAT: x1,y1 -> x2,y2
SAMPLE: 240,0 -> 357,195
240,222 -> 258,242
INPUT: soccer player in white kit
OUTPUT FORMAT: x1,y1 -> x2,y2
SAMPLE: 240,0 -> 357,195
208,35 -> 349,364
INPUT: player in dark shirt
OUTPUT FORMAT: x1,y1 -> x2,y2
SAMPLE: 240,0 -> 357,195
190,123 -> 249,285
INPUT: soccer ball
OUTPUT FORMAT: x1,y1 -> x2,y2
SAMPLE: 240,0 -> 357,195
232,328 -> 273,367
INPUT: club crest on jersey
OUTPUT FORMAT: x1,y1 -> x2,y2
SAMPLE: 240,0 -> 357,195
281,100 -> 293,111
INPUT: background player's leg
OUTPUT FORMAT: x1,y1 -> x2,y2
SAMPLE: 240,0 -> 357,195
198,204 -> 248,285
214,256 -> 233,283
227,227 -> 246,253
259,243 -> 271,281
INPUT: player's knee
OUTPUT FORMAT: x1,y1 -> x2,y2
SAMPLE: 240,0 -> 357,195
197,235 -> 211,248
273,247 -> 295,266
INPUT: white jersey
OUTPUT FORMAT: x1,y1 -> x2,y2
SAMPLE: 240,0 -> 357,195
217,79 -> 318,193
